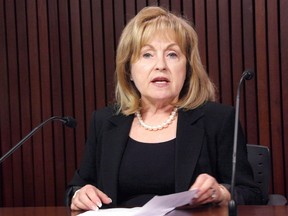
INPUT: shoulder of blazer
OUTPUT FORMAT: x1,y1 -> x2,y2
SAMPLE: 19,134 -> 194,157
178,101 -> 235,128
201,101 -> 234,114
201,101 -> 235,125
92,105 -> 134,130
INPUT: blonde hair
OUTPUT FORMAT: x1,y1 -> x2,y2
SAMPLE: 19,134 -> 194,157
115,6 -> 216,115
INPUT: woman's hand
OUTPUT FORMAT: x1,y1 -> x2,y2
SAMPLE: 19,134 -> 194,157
70,184 -> 112,211
189,173 -> 231,206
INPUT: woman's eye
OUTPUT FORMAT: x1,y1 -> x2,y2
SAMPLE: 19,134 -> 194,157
167,52 -> 178,58
143,53 -> 153,58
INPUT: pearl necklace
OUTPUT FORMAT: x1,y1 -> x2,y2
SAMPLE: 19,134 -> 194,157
135,107 -> 178,131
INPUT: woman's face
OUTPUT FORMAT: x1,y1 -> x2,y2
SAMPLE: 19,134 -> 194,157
130,33 -> 187,105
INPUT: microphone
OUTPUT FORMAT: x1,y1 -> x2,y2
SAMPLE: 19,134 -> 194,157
228,70 -> 255,216
59,116 -> 78,128
0,116 -> 77,164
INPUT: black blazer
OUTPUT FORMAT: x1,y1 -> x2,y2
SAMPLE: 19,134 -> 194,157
65,101 -> 263,206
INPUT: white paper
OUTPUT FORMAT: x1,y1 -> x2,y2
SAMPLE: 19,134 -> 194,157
78,190 -> 198,216
78,207 -> 141,216
134,190 -> 198,216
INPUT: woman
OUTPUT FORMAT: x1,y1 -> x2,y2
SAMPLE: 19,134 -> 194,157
66,6 -> 263,211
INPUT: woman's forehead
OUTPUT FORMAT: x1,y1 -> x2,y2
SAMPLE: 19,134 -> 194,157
141,29 -> 178,45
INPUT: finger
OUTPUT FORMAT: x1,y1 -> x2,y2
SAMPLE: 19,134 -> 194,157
191,174 -> 215,196
71,196 -> 98,211
189,174 -> 220,206
72,189 -> 99,211
196,188 -> 216,203
84,187 -> 104,208
190,188 -> 217,206
86,188 -> 112,208
95,188 -> 113,205
71,201 -> 93,211
70,202 -> 80,211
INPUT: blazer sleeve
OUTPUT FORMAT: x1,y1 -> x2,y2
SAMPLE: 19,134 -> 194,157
208,103 -> 264,205
64,110 -> 103,206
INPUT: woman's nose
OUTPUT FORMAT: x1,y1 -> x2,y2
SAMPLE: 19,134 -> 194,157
155,56 -> 167,71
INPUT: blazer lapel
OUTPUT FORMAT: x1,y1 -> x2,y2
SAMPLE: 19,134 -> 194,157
100,114 -> 134,203
175,108 -> 205,192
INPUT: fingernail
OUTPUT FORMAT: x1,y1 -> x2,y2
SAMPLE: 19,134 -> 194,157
97,202 -> 102,208
92,206 -> 99,211
108,198 -> 112,203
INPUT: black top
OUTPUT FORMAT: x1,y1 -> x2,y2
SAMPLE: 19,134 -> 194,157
118,137 -> 176,206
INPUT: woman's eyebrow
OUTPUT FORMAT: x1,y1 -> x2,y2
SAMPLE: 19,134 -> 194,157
141,42 -> 179,50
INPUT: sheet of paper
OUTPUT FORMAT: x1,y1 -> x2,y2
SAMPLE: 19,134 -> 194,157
134,190 -> 198,216
78,189 -> 198,216
78,207 -> 141,216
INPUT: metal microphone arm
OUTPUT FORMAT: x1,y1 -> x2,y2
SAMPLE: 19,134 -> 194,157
229,70 -> 255,216
0,116 -> 77,164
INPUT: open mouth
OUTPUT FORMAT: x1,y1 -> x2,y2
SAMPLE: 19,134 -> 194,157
151,77 -> 170,84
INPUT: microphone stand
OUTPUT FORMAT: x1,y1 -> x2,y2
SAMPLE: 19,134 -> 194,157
0,116 -> 76,164
228,70 -> 254,216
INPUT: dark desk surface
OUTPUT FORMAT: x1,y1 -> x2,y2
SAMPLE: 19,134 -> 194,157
0,205 -> 287,216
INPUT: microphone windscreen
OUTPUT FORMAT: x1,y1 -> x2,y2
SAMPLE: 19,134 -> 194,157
62,116 -> 77,128
243,70 -> 255,80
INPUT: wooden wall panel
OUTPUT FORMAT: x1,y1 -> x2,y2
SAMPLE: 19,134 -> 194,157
218,0 -> 233,104
0,0 -> 287,207
255,0 -> 270,150
27,0 -> 44,206
242,0 -> 258,143
91,0 -> 106,109
280,0 -> 288,193
267,0 -> 285,194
